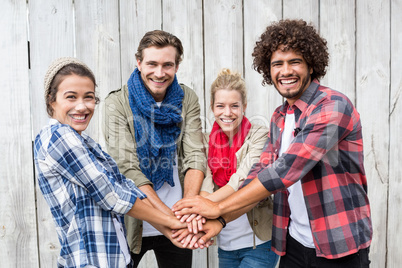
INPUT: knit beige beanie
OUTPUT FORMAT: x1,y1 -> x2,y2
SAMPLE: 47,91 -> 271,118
44,57 -> 94,99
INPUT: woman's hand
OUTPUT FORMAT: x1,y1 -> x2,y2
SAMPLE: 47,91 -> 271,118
167,215 -> 187,230
186,215 -> 206,234
171,228 -> 191,242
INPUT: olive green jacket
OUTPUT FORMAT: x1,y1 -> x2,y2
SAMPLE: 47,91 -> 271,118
201,124 -> 273,245
103,84 -> 207,254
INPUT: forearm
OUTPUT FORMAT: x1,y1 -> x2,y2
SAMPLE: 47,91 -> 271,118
127,198 -> 174,226
205,185 -> 235,202
221,202 -> 258,223
139,184 -> 173,216
183,169 -> 204,197
218,178 -> 271,216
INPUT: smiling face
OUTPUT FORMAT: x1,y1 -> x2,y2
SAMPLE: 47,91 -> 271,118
137,45 -> 179,102
212,88 -> 246,139
51,74 -> 96,134
270,46 -> 313,105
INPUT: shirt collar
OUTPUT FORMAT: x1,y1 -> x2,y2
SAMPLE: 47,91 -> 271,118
294,80 -> 320,111
280,79 -> 320,114
48,118 -> 91,142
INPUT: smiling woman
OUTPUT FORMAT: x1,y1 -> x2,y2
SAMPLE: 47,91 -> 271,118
49,74 -> 96,134
197,69 -> 279,268
34,57 -> 188,268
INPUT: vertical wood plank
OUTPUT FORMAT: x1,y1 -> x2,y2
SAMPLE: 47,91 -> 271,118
0,0 -> 39,267
163,0 -> 206,128
137,250 -> 158,268
74,0 -> 121,147
203,0 -> 243,132
208,244 -> 219,268
28,1 -> 75,267
356,0 -> 390,267
283,0 -> 319,26
320,0 -> 356,102
244,0 -> 282,127
162,1 -> 207,266
388,0 -> 401,267
119,0 -> 162,86
29,0 -> 75,139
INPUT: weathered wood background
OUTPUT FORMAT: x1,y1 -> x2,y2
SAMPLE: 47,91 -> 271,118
0,0 -> 400,267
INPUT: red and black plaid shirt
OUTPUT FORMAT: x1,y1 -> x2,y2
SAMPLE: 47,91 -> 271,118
244,81 -> 372,259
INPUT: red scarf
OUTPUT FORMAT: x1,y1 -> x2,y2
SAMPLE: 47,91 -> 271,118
208,117 -> 251,188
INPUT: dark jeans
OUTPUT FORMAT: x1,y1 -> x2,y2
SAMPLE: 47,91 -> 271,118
131,235 -> 192,268
279,234 -> 370,268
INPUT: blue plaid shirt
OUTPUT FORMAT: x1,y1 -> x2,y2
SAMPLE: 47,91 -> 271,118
34,119 -> 146,268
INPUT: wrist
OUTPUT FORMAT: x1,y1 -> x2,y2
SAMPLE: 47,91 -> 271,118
216,201 -> 224,216
216,216 -> 226,228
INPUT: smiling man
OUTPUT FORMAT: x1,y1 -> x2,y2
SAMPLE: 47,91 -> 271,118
173,19 -> 372,268
103,30 -> 206,268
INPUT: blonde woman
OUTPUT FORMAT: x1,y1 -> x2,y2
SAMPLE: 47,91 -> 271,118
201,69 -> 278,267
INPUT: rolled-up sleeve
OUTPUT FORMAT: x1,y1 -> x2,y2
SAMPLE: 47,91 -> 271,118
47,126 -> 145,215
258,98 -> 354,194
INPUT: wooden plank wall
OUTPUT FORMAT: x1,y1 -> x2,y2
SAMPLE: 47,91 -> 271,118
0,0 -> 400,267
0,1 -> 39,267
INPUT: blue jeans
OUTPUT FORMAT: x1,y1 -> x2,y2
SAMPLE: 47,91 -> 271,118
218,240 -> 279,268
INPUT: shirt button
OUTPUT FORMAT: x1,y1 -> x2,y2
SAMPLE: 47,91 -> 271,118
279,128 -> 282,131
254,220 -> 258,226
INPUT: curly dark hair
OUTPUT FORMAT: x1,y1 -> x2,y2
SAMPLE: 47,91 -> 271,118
252,19 -> 329,86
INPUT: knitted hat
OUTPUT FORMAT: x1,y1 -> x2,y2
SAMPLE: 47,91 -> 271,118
44,57 -> 94,99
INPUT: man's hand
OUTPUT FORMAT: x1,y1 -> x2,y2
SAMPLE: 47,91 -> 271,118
172,195 -> 221,219
195,219 -> 222,246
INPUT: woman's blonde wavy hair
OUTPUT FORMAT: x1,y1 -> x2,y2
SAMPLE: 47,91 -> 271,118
210,68 -> 247,109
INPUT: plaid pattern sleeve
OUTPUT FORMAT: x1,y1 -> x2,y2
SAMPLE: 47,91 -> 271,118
34,120 -> 146,267
243,81 -> 372,259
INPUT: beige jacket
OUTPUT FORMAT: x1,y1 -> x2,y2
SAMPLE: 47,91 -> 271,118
103,84 -> 206,253
201,124 -> 273,244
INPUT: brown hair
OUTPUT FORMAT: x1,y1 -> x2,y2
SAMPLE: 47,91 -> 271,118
46,63 -> 98,117
210,68 -> 247,109
252,19 -> 329,86
135,30 -> 184,65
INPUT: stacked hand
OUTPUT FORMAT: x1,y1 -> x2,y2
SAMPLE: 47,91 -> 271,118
170,195 -> 224,249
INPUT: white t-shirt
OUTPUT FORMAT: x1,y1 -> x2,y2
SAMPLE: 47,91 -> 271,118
142,155 -> 182,237
218,213 -> 266,251
278,107 -> 315,248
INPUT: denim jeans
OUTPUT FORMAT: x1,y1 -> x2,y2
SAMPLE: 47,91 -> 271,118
279,234 -> 371,268
131,235 -> 192,268
218,240 -> 279,268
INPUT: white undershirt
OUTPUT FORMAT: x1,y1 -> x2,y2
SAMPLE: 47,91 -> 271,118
112,215 -> 131,265
142,154 -> 182,236
278,107 -> 315,248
